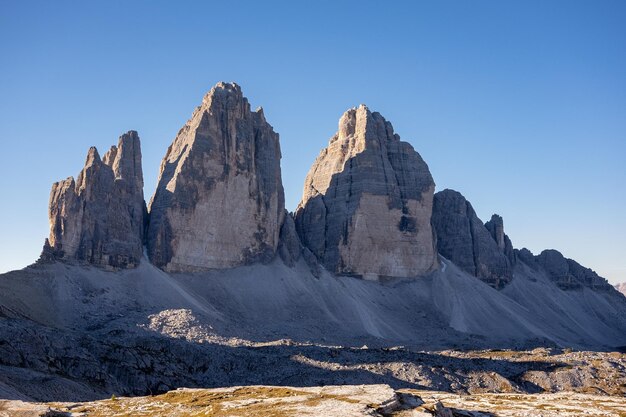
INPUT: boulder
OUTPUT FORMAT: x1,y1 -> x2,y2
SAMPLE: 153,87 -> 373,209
294,105 -> 438,279
44,131 -> 145,268
146,82 -> 285,272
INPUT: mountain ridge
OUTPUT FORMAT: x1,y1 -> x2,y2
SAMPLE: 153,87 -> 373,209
2,81 -> 624,402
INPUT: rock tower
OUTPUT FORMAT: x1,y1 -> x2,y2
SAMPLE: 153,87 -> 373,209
146,82 -> 285,272
295,105 -> 438,279
44,131 -> 145,268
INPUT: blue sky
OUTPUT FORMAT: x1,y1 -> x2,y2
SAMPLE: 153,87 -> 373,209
1,1 -> 625,283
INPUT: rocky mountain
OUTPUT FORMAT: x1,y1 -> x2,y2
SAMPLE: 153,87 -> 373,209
41,131 -> 145,269
432,189 -> 513,289
535,249 -> 615,291
485,214 -> 515,265
616,282 -> 626,296
294,105 -> 438,279
146,82 -> 286,272
431,189 -> 618,294
2,81 -> 625,404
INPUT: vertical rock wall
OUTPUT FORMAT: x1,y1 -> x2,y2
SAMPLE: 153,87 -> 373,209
45,131 -> 145,268
146,82 -> 285,272
295,105 -> 438,279
432,189 -> 512,288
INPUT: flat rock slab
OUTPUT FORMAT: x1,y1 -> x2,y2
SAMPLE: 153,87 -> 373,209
3,385 -> 626,417
403,390 -> 626,417
0,400 -> 49,417
1,384 -> 397,417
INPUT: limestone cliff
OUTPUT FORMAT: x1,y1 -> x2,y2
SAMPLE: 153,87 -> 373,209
485,214 -> 515,265
146,82 -> 285,272
294,105 -> 438,279
44,131 -> 145,268
432,189 -> 512,288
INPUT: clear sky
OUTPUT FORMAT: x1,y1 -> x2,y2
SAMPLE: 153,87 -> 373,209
1,1 -> 624,283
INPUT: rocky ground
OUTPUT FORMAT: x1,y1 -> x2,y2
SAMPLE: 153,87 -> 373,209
1,259 -> 626,403
2,383 -> 625,417
2,314 -> 625,402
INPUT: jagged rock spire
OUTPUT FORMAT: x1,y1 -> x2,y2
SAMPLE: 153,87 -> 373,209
485,214 -> 515,265
146,82 -> 285,272
44,131 -> 146,268
294,105 -> 438,279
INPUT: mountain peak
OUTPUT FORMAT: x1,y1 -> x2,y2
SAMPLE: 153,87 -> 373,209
296,106 -> 437,279
432,189 -> 513,289
147,83 -> 285,272
201,82 -> 244,107
85,146 -> 101,166
44,132 -> 146,269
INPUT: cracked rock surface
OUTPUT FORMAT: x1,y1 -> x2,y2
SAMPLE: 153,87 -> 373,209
295,105 -> 438,279
146,82 -> 285,272
432,189 -> 513,289
44,131 -> 145,269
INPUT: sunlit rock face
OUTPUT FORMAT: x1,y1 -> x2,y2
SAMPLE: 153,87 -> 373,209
294,105 -> 438,279
432,189 -> 512,289
146,82 -> 285,272
44,131 -> 146,268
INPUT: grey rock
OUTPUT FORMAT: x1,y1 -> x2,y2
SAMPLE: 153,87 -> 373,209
294,105 -> 438,279
515,247 -> 540,270
44,131 -> 145,269
535,250 -> 573,288
485,214 -> 515,265
536,249 -> 614,291
277,211 -> 302,267
435,401 -> 454,417
432,189 -> 512,289
38,238 -> 57,264
302,247 -> 321,278
1,257 -> 626,402
146,82 -> 285,272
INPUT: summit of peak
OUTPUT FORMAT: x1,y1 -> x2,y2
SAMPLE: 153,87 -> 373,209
203,81 -> 242,99
85,146 -> 101,166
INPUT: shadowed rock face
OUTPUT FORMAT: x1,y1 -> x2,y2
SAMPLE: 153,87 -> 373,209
515,247 -> 539,270
146,82 -> 285,272
277,211 -> 302,268
432,189 -> 512,289
535,249 -> 614,291
294,105 -> 438,279
43,131 -> 145,268
485,214 -> 515,265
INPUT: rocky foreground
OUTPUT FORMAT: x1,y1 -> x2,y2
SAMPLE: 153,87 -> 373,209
2,381 -> 625,417
1,258 -> 625,402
